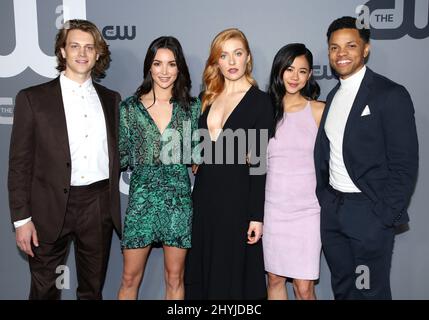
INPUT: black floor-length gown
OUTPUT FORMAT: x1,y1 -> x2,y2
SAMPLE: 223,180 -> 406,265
185,86 -> 274,299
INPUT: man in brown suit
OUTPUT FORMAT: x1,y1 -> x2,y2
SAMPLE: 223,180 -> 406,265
8,19 -> 121,299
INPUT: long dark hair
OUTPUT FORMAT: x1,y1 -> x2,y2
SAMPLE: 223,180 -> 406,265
135,36 -> 193,110
268,43 -> 320,137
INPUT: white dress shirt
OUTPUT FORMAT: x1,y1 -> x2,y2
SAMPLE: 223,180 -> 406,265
14,73 -> 109,228
324,66 -> 366,193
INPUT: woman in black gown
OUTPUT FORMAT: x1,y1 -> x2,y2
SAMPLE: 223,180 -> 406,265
185,28 -> 273,299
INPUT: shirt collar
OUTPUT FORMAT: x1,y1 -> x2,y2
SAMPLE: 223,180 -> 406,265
60,72 -> 94,92
339,65 -> 366,91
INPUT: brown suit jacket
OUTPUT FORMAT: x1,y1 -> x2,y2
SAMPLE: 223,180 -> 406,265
8,77 -> 122,243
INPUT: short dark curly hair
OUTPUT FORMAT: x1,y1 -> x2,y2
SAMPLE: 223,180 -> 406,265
55,19 -> 111,80
327,16 -> 371,43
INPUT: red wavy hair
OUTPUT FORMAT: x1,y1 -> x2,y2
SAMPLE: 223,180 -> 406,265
201,28 -> 257,112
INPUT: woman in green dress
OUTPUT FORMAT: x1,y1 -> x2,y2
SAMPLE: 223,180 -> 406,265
117,36 -> 200,300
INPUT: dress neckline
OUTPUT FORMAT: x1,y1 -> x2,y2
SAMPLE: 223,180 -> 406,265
284,100 -> 311,115
206,85 -> 255,142
137,96 -> 176,136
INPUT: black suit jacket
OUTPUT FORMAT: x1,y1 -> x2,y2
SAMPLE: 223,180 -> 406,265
314,67 -> 418,227
8,77 -> 122,243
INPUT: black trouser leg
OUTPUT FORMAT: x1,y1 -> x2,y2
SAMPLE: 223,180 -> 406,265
321,189 -> 395,300
69,181 -> 113,300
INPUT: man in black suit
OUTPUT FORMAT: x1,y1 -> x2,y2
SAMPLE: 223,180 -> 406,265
314,16 -> 418,299
8,19 -> 121,299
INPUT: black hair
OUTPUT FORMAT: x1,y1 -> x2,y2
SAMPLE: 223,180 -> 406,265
135,36 -> 193,110
327,16 -> 371,43
267,43 -> 320,138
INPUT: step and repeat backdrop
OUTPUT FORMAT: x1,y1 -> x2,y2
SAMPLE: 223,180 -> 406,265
1,0 -> 428,299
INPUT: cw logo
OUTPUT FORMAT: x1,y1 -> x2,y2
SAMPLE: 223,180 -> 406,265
102,26 -> 136,40
356,0 -> 429,39
0,0 -> 87,78
313,65 -> 336,81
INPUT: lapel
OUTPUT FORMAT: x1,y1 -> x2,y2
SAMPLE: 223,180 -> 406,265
48,77 -> 71,161
319,83 -> 340,134
93,82 -> 115,174
315,82 -> 340,161
342,67 -> 374,147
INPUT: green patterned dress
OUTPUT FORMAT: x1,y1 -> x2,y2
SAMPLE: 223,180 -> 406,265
119,96 -> 201,249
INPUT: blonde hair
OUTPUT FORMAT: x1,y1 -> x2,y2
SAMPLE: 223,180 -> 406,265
202,28 -> 257,111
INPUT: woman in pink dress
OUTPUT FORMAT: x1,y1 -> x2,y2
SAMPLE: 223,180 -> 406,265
264,43 -> 324,300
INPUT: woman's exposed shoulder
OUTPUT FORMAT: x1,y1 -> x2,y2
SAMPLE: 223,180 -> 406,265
310,100 -> 325,126
310,100 -> 325,111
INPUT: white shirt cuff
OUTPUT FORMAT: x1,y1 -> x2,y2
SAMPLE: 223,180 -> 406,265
14,217 -> 32,229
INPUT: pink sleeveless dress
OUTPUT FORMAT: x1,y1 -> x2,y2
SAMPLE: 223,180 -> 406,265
263,101 -> 321,280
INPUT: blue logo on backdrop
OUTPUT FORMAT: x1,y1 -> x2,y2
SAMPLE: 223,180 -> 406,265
102,26 -> 136,40
357,0 -> 429,39
313,65 -> 336,81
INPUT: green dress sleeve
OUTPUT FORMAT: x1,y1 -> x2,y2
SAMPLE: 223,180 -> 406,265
119,99 -> 133,170
191,98 -> 202,165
